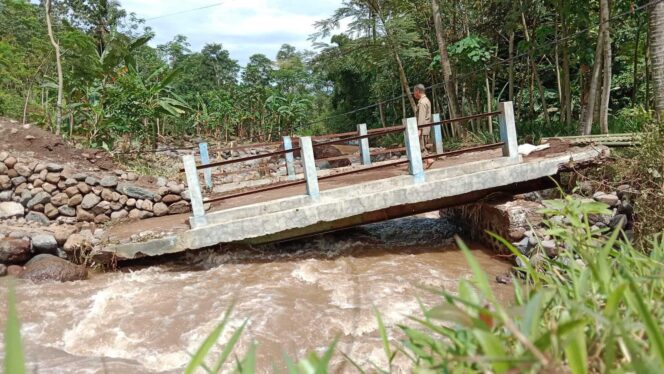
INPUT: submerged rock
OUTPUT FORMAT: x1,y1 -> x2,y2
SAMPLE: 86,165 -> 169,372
20,254 -> 88,282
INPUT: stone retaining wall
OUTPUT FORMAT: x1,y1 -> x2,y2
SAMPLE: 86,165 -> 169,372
446,186 -> 636,258
0,151 -> 191,225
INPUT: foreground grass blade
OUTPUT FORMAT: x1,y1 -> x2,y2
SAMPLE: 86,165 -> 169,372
5,283 -> 26,374
455,236 -> 495,302
210,319 -> 248,373
373,306 -> 394,365
184,302 -> 236,374
626,279 -> 664,365
473,330 -> 509,373
563,322 -> 587,374
316,338 -> 339,374
237,343 -> 257,373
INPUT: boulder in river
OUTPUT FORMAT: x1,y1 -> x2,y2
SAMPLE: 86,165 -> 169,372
31,233 -> 58,255
20,254 -> 88,282
0,238 -> 31,263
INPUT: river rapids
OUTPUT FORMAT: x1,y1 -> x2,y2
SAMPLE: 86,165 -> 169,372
0,212 -> 512,373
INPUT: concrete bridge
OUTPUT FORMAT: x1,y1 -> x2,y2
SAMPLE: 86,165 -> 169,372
98,102 -> 608,261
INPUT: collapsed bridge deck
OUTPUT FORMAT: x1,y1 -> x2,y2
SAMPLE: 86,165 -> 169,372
99,141 -> 608,262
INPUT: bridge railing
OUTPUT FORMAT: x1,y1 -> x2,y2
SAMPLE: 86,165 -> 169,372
181,101 -> 518,227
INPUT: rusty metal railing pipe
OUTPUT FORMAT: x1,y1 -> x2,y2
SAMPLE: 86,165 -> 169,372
203,142 -> 504,204
185,110 -> 502,172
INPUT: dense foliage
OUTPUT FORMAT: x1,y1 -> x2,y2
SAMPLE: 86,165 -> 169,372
0,0 -> 663,148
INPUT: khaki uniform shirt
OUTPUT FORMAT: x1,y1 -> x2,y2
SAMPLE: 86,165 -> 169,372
417,95 -> 432,150
416,95 -> 432,127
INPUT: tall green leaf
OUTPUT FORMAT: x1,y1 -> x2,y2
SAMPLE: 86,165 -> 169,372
4,283 -> 26,374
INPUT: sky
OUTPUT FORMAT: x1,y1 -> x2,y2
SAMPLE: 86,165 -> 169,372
119,0 -> 346,66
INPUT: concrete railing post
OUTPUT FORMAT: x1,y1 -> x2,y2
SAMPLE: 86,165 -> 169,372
357,123 -> 371,165
404,117 -> 425,183
182,155 -> 207,226
498,101 -> 519,159
432,113 -> 444,154
283,135 -> 296,180
198,142 -> 213,189
300,136 -> 320,200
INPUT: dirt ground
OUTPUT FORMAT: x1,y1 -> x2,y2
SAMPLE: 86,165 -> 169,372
0,117 -> 118,171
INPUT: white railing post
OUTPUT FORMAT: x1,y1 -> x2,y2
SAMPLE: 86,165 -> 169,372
182,155 -> 207,226
498,101 -> 519,159
300,136 -> 320,200
404,117 -> 425,183
283,136 -> 296,180
198,142 -> 213,189
432,113 -> 444,154
357,123 -> 371,165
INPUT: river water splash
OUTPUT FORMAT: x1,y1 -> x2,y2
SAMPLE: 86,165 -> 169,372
0,213 -> 512,373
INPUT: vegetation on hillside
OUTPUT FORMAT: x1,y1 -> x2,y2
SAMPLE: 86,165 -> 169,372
1,0 -> 663,150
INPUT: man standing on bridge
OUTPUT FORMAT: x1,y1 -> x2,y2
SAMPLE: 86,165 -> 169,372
413,84 -> 434,168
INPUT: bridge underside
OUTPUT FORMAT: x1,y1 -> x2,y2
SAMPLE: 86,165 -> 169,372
97,145 -> 607,262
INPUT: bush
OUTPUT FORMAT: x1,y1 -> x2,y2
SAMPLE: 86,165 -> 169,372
370,195 -> 664,373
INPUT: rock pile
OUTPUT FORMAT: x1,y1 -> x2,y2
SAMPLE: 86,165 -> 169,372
0,151 -> 191,225
0,223 -> 98,281
447,185 -> 637,262
0,151 -> 196,281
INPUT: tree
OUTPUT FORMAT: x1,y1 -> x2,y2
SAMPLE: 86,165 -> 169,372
598,0 -> 612,134
200,43 -> 239,88
650,0 -> 664,119
242,54 -> 273,86
63,0 -> 126,55
431,0 -> 461,128
45,0 -> 64,135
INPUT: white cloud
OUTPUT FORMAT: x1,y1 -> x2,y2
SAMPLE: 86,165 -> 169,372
119,0 -> 346,64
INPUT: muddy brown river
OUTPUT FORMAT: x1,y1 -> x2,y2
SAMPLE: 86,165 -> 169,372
0,213 -> 512,373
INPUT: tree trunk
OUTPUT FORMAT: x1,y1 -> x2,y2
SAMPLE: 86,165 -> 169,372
599,0 -> 612,134
557,0 -> 572,126
645,25 -> 651,111
581,32 -> 604,135
632,17 -> 643,106
485,71 -> 493,133
528,61 -> 535,117
394,53 -> 417,115
522,12 -> 550,126
562,30 -> 572,125
45,0 -> 64,136
508,31 -> 515,102
22,85 -> 32,125
649,0 -> 664,118
379,101 -> 386,128
431,0 -> 461,129
402,94 -> 407,119
69,113 -> 74,138
367,1 -> 417,115
554,18 -> 563,104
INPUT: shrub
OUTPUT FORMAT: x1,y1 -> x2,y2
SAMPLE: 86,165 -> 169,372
371,195 -> 664,373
